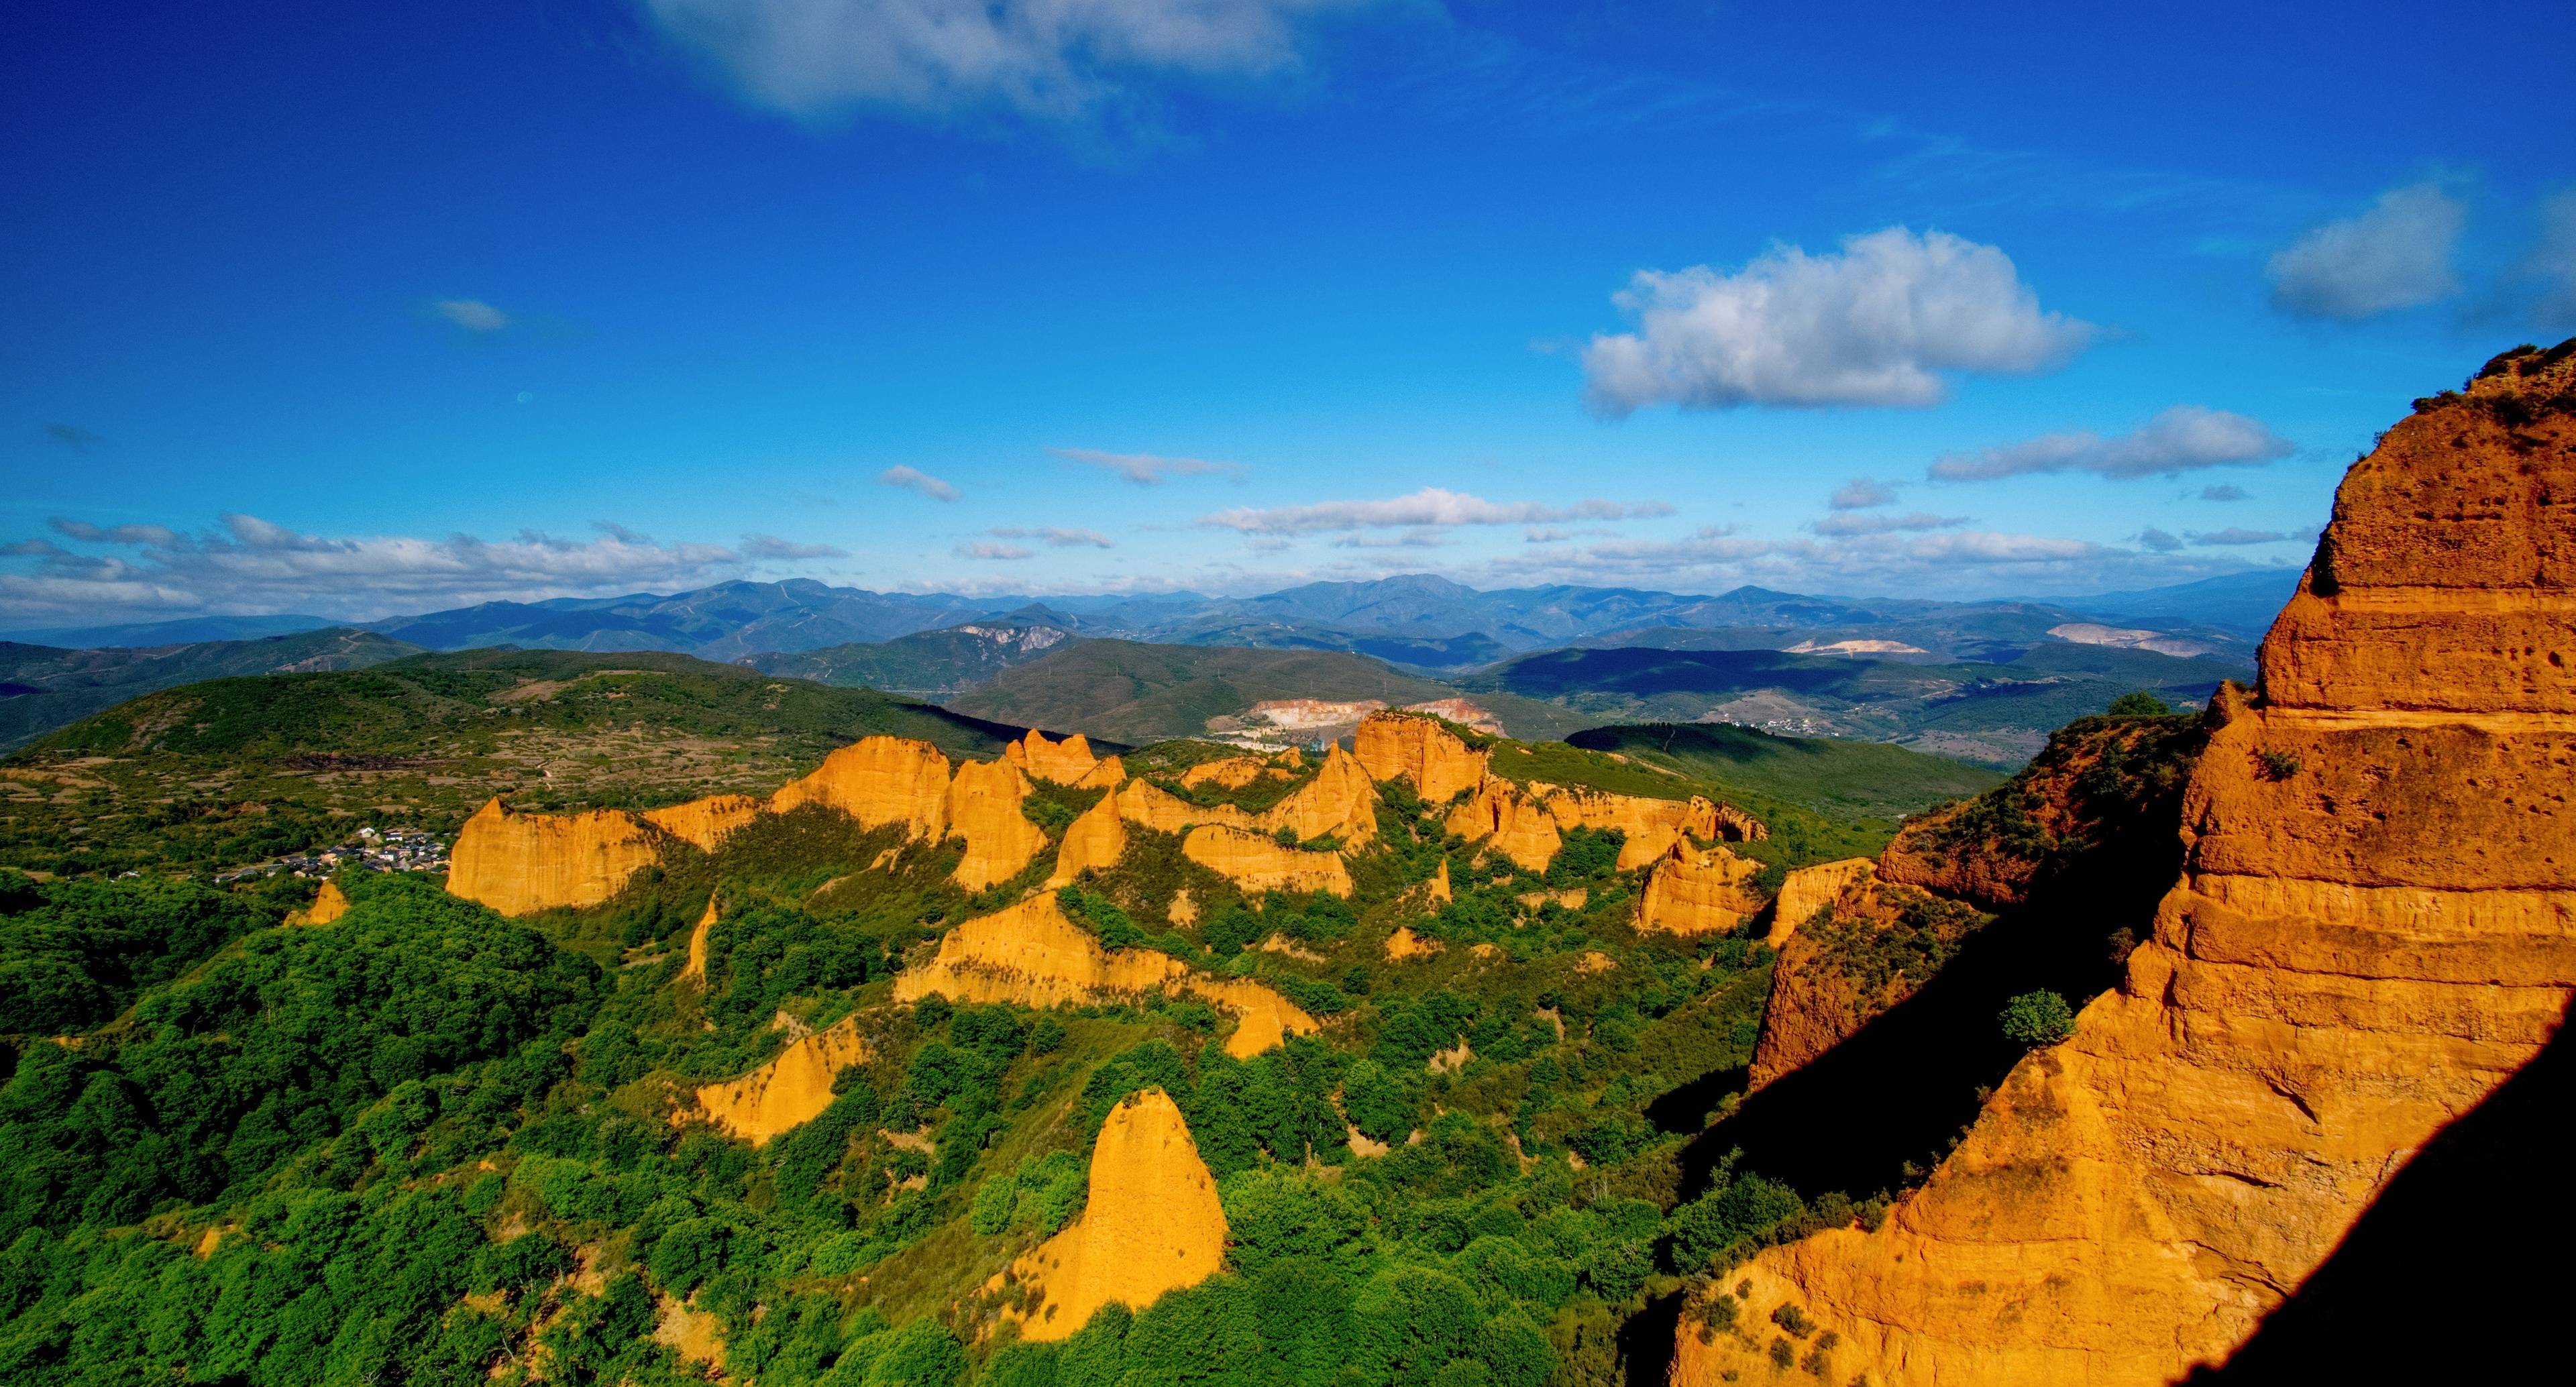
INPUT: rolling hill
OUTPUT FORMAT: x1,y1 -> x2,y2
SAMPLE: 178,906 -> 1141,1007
943,639 -> 1458,746
740,619 -> 1080,695
0,627 -> 419,752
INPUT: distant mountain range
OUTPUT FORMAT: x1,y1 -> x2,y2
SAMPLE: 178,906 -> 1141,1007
0,628 -> 421,751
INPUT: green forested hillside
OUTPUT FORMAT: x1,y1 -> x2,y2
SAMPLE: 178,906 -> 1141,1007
742,622 -> 1080,697
0,628 -> 419,752
947,640 -> 1455,745
0,649 -> 1024,877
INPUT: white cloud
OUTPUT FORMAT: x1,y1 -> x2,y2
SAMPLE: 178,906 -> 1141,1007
639,0 -> 1362,121
991,526 -> 1114,548
0,514 -> 743,626
51,518 -> 180,546
1581,227 -> 2094,414
878,465 -> 960,502
433,298 -> 511,333
1523,526 -> 1572,543
2138,526 -> 2184,553
1332,529 -> 1446,549
2188,526 -> 2306,547
2518,190 -> 2576,331
1051,447 -> 1247,484
2265,183 -> 2465,319
1199,487 -> 1672,535
742,533 -> 849,559
955,540 -> 1035,560
1809,510 -> 1965,537
1931,406 -> 2294,482
1827,478 -> 1898,510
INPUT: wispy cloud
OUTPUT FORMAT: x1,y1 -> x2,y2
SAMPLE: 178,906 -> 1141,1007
955,540 -> 1034,561
2138,526 -> 2184,553
1931,406 -> 2294,482
1809,510 -> 1966,537
878,465 -> 960,502
432,298 -> 511,333
742,533 -> 849,559
1332,529 -> 1446,549
2198,484 -> 2251,502
1827,478 -> 1898,510
44,424 -> 106,452
1200,487 -> 1670,535
991,526 -> 1114,549
2188,526 -> 2307,547
1582,227 -> 2093,414
639,0 -> 1366,123
1,514 -> 742,625
1051,447 -> 1247,485
2266,183 -> 2464,320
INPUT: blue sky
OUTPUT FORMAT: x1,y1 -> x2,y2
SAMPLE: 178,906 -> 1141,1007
5,0 -> 2571,626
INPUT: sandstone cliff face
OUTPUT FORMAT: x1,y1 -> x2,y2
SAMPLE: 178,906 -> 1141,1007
948,757 -> 1049,891
1637,841 -> 1763,936
1444,779 -> 1562,873
1768,858 -> 1874,947
1260,742 -> 1379,846
1112,779 -> 1255,835
1045,791 -> 1128,889
1354,711 -> 1489,804
1182,824 -> 1354,897
768,735 -> 953,837
1741,877 -> 1980,1092
680,897 -> 717,986
290,879 -> 351,926
1179,755 -> 1291,789
448,798 -> 661,916
895,895 -> 1314,1056
1074,755 -> 1127,790
1671,343 -> 2576,1387
1006,729 -> 1101,785
1532,784 -> 1759,868
1004,1089 -> 1227,1342
640,794 -> 761,852
694,1015 -> 871,1147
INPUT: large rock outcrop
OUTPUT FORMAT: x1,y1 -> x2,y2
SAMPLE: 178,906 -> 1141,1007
1260,742 -> 1379,846
1636,841 -> 1764,936
896,895 -> 1316,1057
1354,710 -> 1490,804
1768,857 -> 1875,947
1002,1089 -> 1227,1342
1533,783 -> 1763,868
641,793 -> 762,852
1112,779 -> 1256,835
948,757 -> 1049,891
1670,343 -> 2576,1386
1181,824 -> 1354,897
448,798 -> 661,916
694,1015 -> 871,1146
1045,792 -> 1127,889
768,735 -> 953,836
1006,729 -> 1100,785
1444,779 -> 1562,873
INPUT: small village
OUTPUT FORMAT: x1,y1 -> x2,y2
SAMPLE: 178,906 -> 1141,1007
214,824 -> 449,884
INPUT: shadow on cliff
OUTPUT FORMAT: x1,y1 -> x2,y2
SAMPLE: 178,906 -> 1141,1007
2182,995 -> 2575,1382
1676,827 -> 2178,1202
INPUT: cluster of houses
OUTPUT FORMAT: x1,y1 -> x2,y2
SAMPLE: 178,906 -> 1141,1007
215,824 -> 451,883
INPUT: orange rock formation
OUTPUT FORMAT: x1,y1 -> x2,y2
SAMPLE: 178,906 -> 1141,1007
768,735 -> 953,836
1385,925 -> 1443,962
694,1015 -> 871,1146
640,793 -> 761,852
1006,729 -> 1100,785
1260,742 -> 1379,845
1074,755 -> 1127,789
1670,343 -> 2576,1386
1529,783 -> 1762,867
1112,779 -> 1255,835
1354,710 -> 1489,804
947,757 -> 1049,891
1045,792 -> 1128,889
896,895 -> 1314,1057
680,897 -> 717,986
448,798 -> 661,916
1636,841 -> 1762,936
1004,1089 -> 1227,1342
1768,857 -> 1875,946
1181,824 -> 1354,897
290,879 -> 351,926
1443,779 -> 1562,873
1179,755 -> 1290,789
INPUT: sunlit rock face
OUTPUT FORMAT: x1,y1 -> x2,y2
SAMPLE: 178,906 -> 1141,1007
693,1016 -> 871,1147
1002,1089 -> 1228,1342
1671,345 -> 2576,1387
1354,711 -> 1489,805
447,799 -> 660,916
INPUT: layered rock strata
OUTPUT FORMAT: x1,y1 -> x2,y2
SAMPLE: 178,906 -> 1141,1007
1670,343 -> 2576,1386
641,793 -> 761,852
448,799 -> 661,916
1354,710 -> 1491,803
694,1015 -> 871,1146
1768,858 -> 1876,947
1636,841 -> 1764,936
1044,792 -> 1128,889
1181,824 -> 1354,897
1002,1089 -> 1227,1342
947,757 -> 1048,891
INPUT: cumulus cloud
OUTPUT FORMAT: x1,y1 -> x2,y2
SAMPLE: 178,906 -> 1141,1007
1809,510 -> 1966,537
879,465 -> 960,502
639,0 -> 1360,121
1524,526 -> 1572,543
2188,527 -> 2304,547
1581,227 -> 2094,414
2198,484 -> 2251,502
741,533 -> 849,559
0,514 -> 743,626
1930,406 -> 2294,482
1051,447 -> 1247,484
991,526 -> 1114,548
2516,190 -> 2576,331
2137,526 -> 2184,553
1827,478 -> 1898,510
51,518 -> 181,546
2266,184 -> 2465,319
955,540 -> 1034,560
1199,487 -> 1671,535
433,298 -> 511,333
44,424 -> 105,451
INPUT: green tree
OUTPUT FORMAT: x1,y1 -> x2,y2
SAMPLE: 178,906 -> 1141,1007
1999,989 -> 2077,1046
